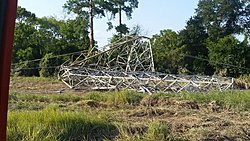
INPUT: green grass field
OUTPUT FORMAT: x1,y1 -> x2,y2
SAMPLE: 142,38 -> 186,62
7,77 -> 250,141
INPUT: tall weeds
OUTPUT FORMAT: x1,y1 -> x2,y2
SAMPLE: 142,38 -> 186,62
7,106 -> 116,141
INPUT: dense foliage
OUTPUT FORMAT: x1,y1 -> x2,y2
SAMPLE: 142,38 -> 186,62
151,0 -> 250,77
13,0 -> 250,77
13,6 -> 89,76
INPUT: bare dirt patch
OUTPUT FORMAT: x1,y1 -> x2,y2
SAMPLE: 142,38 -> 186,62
9,77 -> 85,94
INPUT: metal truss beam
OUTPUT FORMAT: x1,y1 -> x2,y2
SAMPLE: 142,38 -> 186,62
58,36 -> 234,93
59,67 -> 234,94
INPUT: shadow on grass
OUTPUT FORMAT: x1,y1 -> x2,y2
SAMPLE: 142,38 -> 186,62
7,107 -> 118,141
56,118 -> 118,141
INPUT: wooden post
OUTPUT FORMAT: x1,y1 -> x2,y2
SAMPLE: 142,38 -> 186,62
0,0 -> 18,140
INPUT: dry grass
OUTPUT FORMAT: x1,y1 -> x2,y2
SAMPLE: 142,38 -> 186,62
7,77 -> 250,141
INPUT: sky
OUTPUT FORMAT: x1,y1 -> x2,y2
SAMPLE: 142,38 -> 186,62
18,0 -> 199,47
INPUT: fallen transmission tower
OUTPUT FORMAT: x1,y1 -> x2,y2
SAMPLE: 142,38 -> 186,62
58,36 -> 234,93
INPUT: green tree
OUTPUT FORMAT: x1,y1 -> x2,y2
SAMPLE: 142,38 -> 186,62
13,7 -> 42,76
36,16 -> 90,73
207,35 -> 248,77
243,37 -> 250,71
151,29 -> 183,73
106,0 -> 139,35
196,0 -> 250,40
13,6 -> 90,76
16,6 -> 36,24
64,0 -> 106,50
39,53 -> 55,77
37,16 -> 90,66
14,7 -> 39,63
53,16 -> 90,55
179,16 -> 213,75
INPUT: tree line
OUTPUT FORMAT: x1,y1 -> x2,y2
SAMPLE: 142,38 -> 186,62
152,0 -> 250,77
12,0 -> 250,78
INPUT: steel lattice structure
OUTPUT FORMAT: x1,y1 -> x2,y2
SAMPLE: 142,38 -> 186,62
58,36 -> 234,93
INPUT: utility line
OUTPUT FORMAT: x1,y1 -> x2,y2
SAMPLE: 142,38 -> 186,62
184,54 -> 250,71
11,50 -> 88,66
11,44 -> 250,72
12,54 -> 250,72
12,66 -> 59,71
11,36 -> 144,67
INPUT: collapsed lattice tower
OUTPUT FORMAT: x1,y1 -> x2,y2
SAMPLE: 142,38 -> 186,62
58,36 -> 234,93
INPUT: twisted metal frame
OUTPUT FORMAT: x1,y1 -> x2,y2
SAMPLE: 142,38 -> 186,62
58,36 -> 234,93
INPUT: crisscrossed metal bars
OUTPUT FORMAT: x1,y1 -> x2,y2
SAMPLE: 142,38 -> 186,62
58,36 -> 234,93
59,67 -> 234,93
